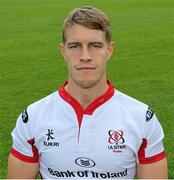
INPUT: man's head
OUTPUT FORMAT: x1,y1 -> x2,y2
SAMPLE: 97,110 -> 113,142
62,6 -> 111,44
60,6 -> 115,89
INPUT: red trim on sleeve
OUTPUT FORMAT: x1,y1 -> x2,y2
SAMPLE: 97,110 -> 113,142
139,151 -> 166,164
138,138 -> 166,164
10,148 -> 39,163
138,138 -> 147,160
27,138 -> 39,160
58,80 -> 115,129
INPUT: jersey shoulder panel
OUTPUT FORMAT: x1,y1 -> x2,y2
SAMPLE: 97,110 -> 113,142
113,90 -> 165,163
114,90 -> 148,119
28,91 -> 59,113
111,90 -> 149,142
11,91 -> 61,162
24,91 -> 61,135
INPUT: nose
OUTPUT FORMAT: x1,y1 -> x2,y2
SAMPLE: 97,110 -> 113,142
80,46 -> 91,62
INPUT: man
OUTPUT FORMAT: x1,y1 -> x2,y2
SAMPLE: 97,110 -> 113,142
8,6 -> 167,179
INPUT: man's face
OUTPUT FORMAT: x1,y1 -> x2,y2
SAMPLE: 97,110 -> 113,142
60,24 -> 114,89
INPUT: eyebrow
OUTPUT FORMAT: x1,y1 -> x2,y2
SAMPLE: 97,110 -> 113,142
67,41 -> 104,46
67,42 -> 81,46
89,42 -> 103,45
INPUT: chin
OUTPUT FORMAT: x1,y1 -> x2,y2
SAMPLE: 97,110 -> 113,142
76,79 -> 99,89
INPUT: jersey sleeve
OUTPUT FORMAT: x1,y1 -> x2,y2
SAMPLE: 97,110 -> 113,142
10,109 -> 39,163
138,108 -> 166,164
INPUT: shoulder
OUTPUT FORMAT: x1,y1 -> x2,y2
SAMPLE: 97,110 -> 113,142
113,88 -> 161,126
27,91 -> 59,115
19,91 -> 61,127
112,90 -> 155,129
113,90 -> 148,114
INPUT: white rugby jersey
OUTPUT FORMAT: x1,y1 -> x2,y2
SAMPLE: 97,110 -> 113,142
11,81 -> 166,179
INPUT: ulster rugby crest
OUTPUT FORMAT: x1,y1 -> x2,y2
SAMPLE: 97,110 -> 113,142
107,130 -> 126,153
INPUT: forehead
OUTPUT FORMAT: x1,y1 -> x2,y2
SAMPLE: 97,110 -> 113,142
64,24 -> 106,43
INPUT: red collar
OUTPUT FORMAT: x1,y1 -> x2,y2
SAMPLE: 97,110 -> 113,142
58,80 -> 115,128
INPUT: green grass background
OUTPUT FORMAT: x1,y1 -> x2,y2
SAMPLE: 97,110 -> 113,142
0,0 -> 173,178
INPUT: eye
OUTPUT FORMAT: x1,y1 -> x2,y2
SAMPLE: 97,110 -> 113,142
69,45 -> 78,49
68,43 -> 81,49
90,43 -> 102,49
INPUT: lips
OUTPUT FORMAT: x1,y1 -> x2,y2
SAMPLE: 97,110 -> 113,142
76,66 -> 96,71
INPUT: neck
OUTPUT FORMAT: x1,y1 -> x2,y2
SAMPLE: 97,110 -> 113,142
65,79 -> 109,109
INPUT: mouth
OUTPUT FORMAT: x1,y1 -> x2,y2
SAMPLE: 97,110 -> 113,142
76,66 -> 96,72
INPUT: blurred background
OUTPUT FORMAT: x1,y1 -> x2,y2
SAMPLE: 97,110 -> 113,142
0,0 -> 173,178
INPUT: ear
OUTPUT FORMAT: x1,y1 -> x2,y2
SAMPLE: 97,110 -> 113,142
107,42 -> 115,60
59,43 -> 66,61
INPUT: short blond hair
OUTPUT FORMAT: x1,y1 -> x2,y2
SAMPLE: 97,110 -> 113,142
62,6 -> 111,43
